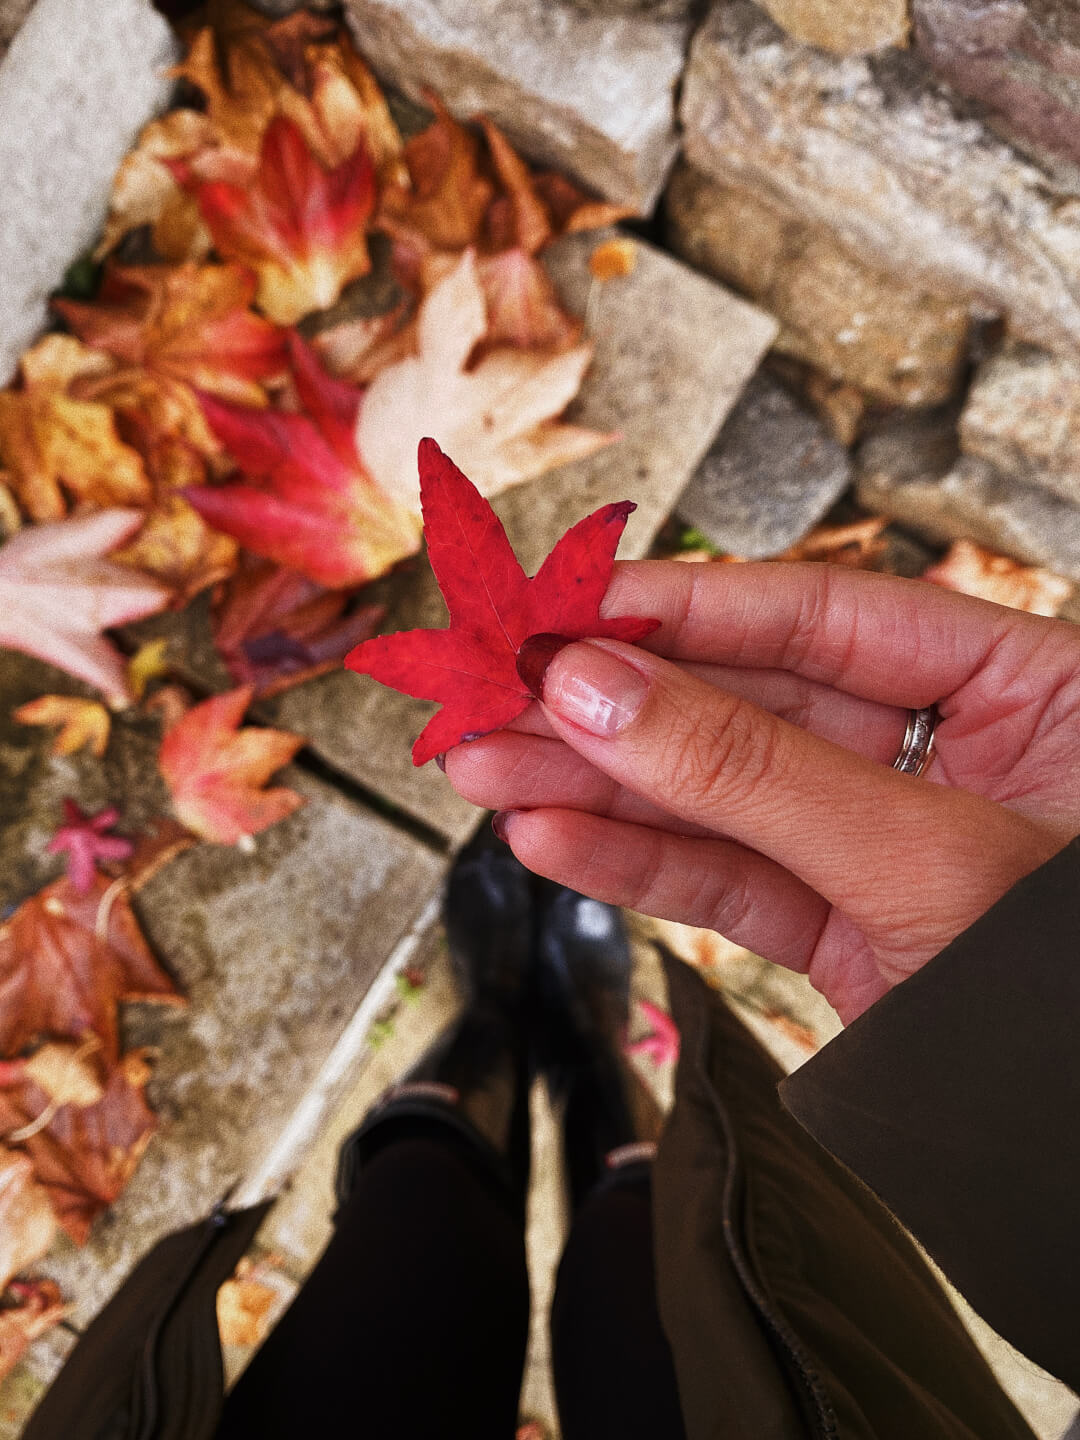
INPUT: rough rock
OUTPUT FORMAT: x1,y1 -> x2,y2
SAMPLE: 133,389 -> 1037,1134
960,344 -> 1080,505
0,648 -> 444,1328
343,0 -> 690,209
0,0 -> 178,385
759,0 -> 909,54
676,371 -> 852,558
914,0 -> 1080,173
681,0 -> 1080,356
665,160 -> 968,407
856,409 -> 1080,582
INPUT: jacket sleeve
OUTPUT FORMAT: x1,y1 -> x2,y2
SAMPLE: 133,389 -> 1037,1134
779,835 -> 1080,1392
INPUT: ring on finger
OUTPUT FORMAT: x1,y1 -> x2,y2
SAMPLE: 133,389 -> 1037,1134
893,705 -> 938,777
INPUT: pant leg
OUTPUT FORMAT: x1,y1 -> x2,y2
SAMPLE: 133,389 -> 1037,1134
551,1167 -> 686,1440
217,1134 -> 530,1439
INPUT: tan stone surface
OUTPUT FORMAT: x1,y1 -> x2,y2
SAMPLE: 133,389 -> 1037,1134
759,0 -> 910,54
682,0 -> 1080,356
665,160 -> 968,407
262,230 -> 777,840
961,344 -> 1080,505
344,0 -> 689,210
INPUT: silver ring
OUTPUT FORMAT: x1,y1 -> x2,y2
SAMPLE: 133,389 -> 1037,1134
893,705 -> 938,777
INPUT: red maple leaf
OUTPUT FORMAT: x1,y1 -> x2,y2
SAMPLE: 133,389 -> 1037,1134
46,801 -> 133,896
345,440 -> 658,765
625,1000 -> 680,1068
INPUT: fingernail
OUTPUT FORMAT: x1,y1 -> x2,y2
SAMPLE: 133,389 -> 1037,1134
516,633 -> 573,699
434,752 -> 447,772
541,641 -> 649,738
491,810 -> 517,843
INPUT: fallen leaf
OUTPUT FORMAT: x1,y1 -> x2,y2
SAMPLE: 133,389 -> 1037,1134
356,250 -> 613,512
531,169 -> 635,238
0,1151 -> 57,1292
476,249 -> 583,353
0,336 -> 151,523
213,557 -> 384,698
300,40 -> 406,180
0,872 -> 182,1062
380,94 -> 493,257
46,801 -> 134,896
588,237 -> 637,282
476,115 -> 552,255
922,539 -> 1073,617
54,263 -> 286,408
625,1000 -> 680,1068
0,1051 -> 157,1243
120,816 -> 198,892
345,439 -> 658,765
12,696 -> 111,759
0,509 -> 170,707
19,1040 -> 106,1110
184,116 -> 377,325
311,301 -> 417,384
217,1257 -> 278,1347
127,639 -> 170,702
760,1009 -> 819,1054
158,686 -> 305,844
186,333 -> 421,587
775,517 -> 889,568
0,1279 -> 65,1381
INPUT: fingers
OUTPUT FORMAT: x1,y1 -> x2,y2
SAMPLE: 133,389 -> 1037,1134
495,806 -> 830,976
603,560 -> 1024,708
531,637 -> 1056,924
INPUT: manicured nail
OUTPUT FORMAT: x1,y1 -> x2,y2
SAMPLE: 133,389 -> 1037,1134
516,633 -> 573,699
541,641 -> 649,738
491,810 -> 516,843
434,752 -> 447,772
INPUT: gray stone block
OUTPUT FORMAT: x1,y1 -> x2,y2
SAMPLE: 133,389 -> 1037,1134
681,0 -> 1080,356
676,371 -> 852,558
343,0 -> 690,209
0,0 -> 178,385
856,410 -> 1080,583
261,230 -> 776,840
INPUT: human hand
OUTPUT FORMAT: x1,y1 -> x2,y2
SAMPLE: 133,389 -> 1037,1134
442,561 -> 1080,1022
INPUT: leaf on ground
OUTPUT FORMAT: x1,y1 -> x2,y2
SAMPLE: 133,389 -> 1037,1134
625,1000 -> 680,1068
922,539 -> 1073,617
345,439 -> 658,764
213,557 -> 384,698
127,639 -> 170,702
589,237 -> 637,282
217,1256 -> 279,1347
17,1040 -> 106,1110
183,116 -> 377,325
380,94 -> 493,259
775,517 -> 889,568
46,801 -> 133,896
0,872 -> 183,1062
0,336 -> 151,523
356,250 -> 613,513
158,686 -> 305,845
475,249 -> 583,353
186,333 -> 421,587
120,816 -> 198,893
12,696 -> 111,759
0,1151 -> 57,1292
312,301 -> 417,385
0,1279 -> 65,1382
0,509 -> 170,706
0,1051 -> 158,1244
55,264 -> 285,408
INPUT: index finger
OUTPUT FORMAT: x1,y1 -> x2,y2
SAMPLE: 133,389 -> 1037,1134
603,560 -> 1025,709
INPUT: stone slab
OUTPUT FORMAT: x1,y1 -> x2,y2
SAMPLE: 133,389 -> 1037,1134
665,159 -> 969,408
914,0 -> 1080,174
856,410 -> 1080,583
343,0 -> 690,210
681,0 -> 1080,357
261,230 -> 777,840
0,649 -> 445,1331
960,343 -> 1080,505
759,0 -> 909,54
0,0 -> 178,385
675,370 -> 852,558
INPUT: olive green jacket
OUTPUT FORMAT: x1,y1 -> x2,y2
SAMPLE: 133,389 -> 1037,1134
653,836 -> 1080,1439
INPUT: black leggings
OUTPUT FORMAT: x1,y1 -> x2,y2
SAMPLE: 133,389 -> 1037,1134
216,1135 -> 686,1439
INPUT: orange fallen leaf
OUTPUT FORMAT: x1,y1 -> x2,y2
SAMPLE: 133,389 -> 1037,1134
127,639 -> 170,703
775,517 -> 889,569
217,1257 -> 279,1347
0,1279 -> 65,1382
12,696 -> 111,759
0,1051 -> 158,1244
381,93 -> 493,258
158,686 -> 305,845
0,1151 -> 57,1292
922,539 -> 1073,617
54,263 -> 286,408
588,236 -> 637,282
120,816 -> 198,893
0,871 -> 183,1063
0,336 -> 150,523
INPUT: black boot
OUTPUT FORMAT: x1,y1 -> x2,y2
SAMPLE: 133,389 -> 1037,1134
335,825 -> 536,1217
535,883 -> 663,1213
